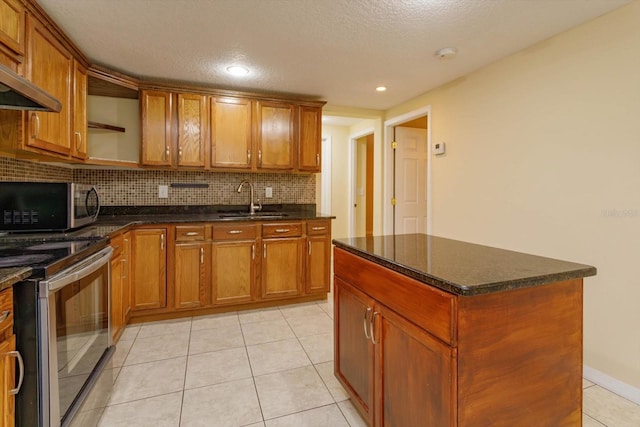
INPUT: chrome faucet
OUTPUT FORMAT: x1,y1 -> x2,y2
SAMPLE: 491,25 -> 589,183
236,180 -> 262,214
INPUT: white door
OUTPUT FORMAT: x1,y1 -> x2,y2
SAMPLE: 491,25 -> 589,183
394,126 -> 428,234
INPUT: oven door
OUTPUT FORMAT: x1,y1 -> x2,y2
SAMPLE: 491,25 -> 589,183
39,246 -> 113,427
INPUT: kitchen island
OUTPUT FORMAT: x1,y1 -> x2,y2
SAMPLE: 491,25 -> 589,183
332,234 -> 596,427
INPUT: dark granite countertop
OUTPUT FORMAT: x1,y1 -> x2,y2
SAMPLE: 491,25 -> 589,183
91,204 -> 334,238
0,267 -> 32,291
333,234 -> 596,296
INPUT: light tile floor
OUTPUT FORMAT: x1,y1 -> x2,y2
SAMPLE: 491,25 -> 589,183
98,300 -> 640,427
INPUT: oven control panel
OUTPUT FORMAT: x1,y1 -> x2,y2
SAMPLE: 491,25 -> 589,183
3,210 -> 39,225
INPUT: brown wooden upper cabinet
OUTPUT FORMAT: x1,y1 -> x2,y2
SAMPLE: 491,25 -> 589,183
177,93 -> 207,168
298,105 -> 322,172
255,100 -> 295,170
72,60 -> 88,160
141,90 -> 173,166
25,14 -> 73,156
0,0 -> 25,63
210,96 -> 252,169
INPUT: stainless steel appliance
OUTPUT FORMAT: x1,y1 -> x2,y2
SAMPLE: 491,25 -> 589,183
4,234 -> 114,427
0,182 -> 100,232
0,62 -> 62,112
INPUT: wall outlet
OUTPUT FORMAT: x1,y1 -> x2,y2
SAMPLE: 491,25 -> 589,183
158,185 -> 169,198
265,187 -> 273,198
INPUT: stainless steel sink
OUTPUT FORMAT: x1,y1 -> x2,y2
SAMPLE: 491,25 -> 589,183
217,212 -> 289,220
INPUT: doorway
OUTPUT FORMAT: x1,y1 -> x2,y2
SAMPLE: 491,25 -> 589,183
354,133 -> 374,236
383,106 -> 432,235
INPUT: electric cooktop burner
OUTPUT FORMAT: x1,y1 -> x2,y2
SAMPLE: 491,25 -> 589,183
0,231 -> 108,278
0,253 -> 55,268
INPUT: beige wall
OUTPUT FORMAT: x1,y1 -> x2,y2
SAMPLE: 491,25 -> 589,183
385,1 -> 640,389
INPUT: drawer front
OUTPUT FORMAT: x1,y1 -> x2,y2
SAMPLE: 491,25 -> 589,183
0,287 -> 14,338
212,224 -> 257,241
175,225 -> 206,241
334,248 -> 457,346
307,220 -> 331,236
262,222 -> 302,238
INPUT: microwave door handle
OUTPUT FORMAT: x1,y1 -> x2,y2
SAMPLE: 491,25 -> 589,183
42,247 -> 113,294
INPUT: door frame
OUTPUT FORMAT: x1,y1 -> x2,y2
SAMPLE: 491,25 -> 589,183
383,105 -> 432,235
349,127 -> 375,237
320,135 -> 332,215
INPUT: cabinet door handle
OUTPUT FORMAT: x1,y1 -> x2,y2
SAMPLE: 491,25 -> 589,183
179,146 -> 183,161
258,149 -> 262,166
185,232 -> 199,236
121,258 -> 127,279
363,307 -> 371,339
247,149 -> 251,164
8,350 -> 24,395
0,310 -> 10,323
316,153 -> 320,166
308,241 -> 312,255
251,243 -> 255,260
160,234 -> 164,251
370,311 -> 379,345
227,230 -> 243,235
263,243 -> 266,258
200,247 -> 204,264
165,145 -> 170,161
75,131 -> 82,151
31,112 -> 40,139
311,226 -> 326,231
275,228 -> 290,233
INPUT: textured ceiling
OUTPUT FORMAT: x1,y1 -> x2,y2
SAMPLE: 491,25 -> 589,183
38,0 -> 630,110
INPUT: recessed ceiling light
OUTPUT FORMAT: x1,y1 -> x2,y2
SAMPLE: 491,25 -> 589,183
376,86 -> 387,92
226,65 -> 250,76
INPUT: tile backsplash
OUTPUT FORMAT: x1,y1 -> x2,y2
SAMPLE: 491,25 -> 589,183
0,156 -> 73,182
0,156 -> 315,206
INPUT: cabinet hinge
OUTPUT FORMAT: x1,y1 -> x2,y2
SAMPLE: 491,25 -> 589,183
391,141 -> 398,150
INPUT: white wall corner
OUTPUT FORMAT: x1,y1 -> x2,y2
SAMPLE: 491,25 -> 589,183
583,364 -> 640,405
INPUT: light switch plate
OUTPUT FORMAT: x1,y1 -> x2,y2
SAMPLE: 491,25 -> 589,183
158,185 -> 169,198
265,187 -> 273,198
433,142 -> 446,155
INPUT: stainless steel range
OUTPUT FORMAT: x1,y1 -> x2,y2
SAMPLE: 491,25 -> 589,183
1,184 -> 113,427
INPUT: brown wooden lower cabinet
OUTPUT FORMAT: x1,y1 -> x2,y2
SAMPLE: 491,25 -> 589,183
0,335 -> 16,427
125,219 -> 331,321
131,227 -> 167,311
174,242 -> 208,309
334,247 -> 584,427
261,237 -> 304,299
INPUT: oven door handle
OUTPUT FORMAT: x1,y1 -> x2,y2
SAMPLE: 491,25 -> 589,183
41,247 -> 113,294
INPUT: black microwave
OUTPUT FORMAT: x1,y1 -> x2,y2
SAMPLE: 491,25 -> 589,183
0,182 -> 100,231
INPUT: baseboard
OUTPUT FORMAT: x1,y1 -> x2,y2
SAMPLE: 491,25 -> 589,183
583,365 -> 640,405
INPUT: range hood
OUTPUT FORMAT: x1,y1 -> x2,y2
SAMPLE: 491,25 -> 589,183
0,63 -> 61,112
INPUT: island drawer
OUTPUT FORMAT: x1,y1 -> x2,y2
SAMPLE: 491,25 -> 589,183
334,248 -> 457,345
0,287 -> 14,339
212,224 -> 258,241
175,225 -> 206,241
262,222 -> 302,238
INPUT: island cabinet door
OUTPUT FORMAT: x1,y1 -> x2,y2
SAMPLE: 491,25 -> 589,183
373,303 -> 456,427
334,278 -> 375,426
